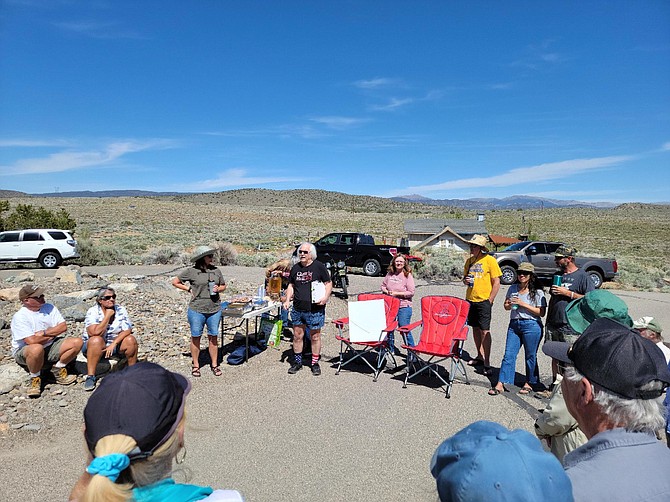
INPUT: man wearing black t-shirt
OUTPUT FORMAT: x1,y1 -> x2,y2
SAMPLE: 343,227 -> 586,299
283,242 -> 332,375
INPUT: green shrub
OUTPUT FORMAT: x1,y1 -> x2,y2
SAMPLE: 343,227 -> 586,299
236,252 -> 284,268
143,246 -> 182,265
413,248 -> 467,282
212,241 -> 237,266
0,202 -> 76,231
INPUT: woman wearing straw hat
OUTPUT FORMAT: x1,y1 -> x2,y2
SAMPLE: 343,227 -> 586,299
172,246 -> 226,377
69,362 -> 243,501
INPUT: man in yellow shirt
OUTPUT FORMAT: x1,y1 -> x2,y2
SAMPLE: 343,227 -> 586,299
463,235 -> 502,375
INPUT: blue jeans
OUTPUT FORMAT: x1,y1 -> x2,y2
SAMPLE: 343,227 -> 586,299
187,308 -> 222,338
498,319 -> 542,386
389,306 -> 415,349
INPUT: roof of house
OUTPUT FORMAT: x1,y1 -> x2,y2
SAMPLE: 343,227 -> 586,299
488,234 -> 521,246
404,218 -> 488,235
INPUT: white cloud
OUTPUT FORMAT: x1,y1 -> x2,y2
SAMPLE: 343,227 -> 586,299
369,97 -> 415,112
309,116 -> 369,130
661,142 -> 670,151
179,168 -> 304,191
0,140 -> 177,176
53,20 -> 146,40
353,77 -> 399,89
0,139 -> 71,148
404,155 -> 633,193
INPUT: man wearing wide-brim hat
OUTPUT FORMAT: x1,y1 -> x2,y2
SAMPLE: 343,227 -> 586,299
462,234 -> 502,374
634,316 -> 670,364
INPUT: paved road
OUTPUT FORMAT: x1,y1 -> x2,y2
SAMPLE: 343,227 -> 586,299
1,265 -> 669,501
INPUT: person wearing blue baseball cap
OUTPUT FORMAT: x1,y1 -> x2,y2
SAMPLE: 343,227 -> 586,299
544,318 -> 670,501
430,420 -> 573,501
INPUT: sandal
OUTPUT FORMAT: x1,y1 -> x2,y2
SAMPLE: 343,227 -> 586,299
467,358 -> 485,367
519,386 -> 533,395
488,388 -> 502,396
210,366 -> 222,377
191,366 -> 201,377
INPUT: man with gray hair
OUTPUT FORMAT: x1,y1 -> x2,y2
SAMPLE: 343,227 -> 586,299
544,318 -> 670,500
283,242 -> 332,375
634,316 -> 670,364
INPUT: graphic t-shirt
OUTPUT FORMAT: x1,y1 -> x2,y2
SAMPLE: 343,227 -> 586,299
289,260 -> 331,313
546,268 -> 595,328
464,254 -> 502,303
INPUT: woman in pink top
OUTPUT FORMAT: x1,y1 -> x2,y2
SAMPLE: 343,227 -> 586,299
381,254 -> 416,350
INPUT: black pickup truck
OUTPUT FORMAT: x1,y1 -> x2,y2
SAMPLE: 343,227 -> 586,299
493,241 -> 618,288
313,232 -> 412,276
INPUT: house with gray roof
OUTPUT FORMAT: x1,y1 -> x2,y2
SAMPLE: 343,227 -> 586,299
404,215 -> 488,252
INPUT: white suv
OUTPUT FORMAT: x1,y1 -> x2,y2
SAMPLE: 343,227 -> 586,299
0,229 -> 80,269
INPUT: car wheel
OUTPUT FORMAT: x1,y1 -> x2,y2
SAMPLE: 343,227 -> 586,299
588,270 -> 603,289
363,258 -> 381,277
500,265 -> 517,285
39,251 -> 62,269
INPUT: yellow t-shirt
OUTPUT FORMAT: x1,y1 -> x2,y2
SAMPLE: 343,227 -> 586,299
464,254 -> 502,302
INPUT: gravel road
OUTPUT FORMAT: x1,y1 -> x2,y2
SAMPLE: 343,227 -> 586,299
1,264 -> 669,501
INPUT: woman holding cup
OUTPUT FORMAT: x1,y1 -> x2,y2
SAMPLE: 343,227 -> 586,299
489,262 -> 547,396
172,246 -> 226,377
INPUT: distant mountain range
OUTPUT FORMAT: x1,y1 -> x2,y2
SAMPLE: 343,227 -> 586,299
0,188 -> 642,209
391,194 -> 619,209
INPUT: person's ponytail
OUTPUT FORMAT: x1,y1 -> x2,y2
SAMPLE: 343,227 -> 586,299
81,434 -> 136,502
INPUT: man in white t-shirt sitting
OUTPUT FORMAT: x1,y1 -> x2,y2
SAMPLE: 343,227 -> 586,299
10,284 -> 83,398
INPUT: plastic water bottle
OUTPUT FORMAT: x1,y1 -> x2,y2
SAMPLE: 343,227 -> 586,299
511,292 -> 519,310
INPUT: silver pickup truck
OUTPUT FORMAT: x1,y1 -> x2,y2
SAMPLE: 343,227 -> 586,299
492,241 -> 618,288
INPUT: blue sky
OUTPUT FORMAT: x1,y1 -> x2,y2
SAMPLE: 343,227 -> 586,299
1,1 -> 669,203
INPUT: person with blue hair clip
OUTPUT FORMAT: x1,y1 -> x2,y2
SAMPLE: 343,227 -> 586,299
69,362 -> 243,502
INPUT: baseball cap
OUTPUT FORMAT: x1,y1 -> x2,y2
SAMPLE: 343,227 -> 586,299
430,421 -> 573,502
543,318 -> 670,399
84,362 -> 191,458
565,290 -> 633,334
554,245 -> 576,258
634,316 -> 663,334
19,284 -> 44,301
518,262 -> 535,273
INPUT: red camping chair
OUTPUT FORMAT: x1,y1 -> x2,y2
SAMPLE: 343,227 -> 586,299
398,295 -> 470,398
333,293 -> 401,382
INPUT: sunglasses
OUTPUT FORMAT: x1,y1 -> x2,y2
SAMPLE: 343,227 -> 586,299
298,250 -> 310,255
100,295 -> 117,300
518,271 -> 531,276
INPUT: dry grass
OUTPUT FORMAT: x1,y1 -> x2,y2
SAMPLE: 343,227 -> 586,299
4,191 -> 669,289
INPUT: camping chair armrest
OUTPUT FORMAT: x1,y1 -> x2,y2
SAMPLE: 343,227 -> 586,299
398,320 -> 422,333
333,317 -> 349,328
382,320 -> 399,333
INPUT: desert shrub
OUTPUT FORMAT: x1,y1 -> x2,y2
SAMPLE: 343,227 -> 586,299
236,252 -> 283,268
0,201 -> 76,231
616,256 -> 670,292
212,241 -> 238,266
143,246 -> 182,265
413,248 -> 467,282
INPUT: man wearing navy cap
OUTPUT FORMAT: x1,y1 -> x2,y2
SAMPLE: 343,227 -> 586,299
544,318 -> 670,501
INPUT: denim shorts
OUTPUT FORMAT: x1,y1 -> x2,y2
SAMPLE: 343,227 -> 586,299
290,309 -> 325,330
187,308 -> 222,337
